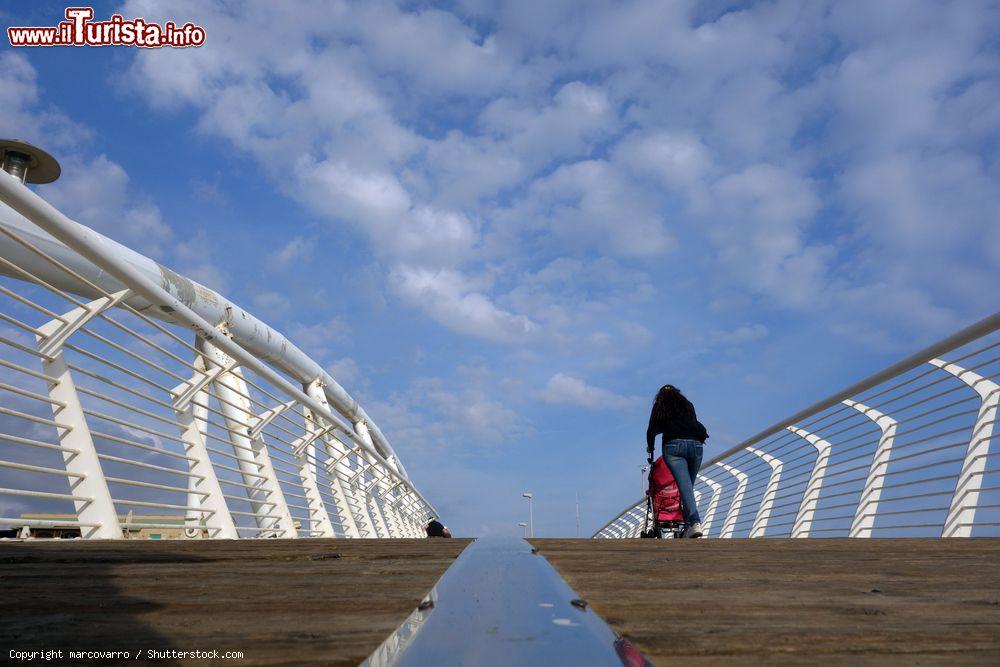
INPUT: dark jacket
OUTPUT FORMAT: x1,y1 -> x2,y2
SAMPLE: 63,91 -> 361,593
646,411 -> 708,452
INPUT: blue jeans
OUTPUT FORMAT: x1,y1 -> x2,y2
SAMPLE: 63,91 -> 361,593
663,438 -> 703,525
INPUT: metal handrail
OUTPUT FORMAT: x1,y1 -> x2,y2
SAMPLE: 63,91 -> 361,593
595,314 -> 1000,539
0,167 -> 435,539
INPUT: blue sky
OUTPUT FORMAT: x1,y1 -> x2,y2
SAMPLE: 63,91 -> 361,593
1,0 -> 997,536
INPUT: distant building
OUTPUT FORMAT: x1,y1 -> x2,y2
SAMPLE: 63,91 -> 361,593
10,514 -> 208,540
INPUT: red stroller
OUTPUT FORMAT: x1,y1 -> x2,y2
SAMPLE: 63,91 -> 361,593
640,456 -> 686,539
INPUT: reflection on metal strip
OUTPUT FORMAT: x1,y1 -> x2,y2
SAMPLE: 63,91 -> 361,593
362,537 -> 652,666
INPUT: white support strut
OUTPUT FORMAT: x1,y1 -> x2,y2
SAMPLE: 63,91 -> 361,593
697,476 -> 723,538
747,447 -> 783,538
717,462 -> 748,539
173,355 -> 238,539
36,295 -> 125,539
845,399 -> 898,538
788,426 -> 833,539
304,380 -> 361,538
200,333 -> 296,538
930,358 -> 1000,538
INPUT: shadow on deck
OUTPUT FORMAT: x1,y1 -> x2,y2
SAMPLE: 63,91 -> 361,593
0,538 -> 470,666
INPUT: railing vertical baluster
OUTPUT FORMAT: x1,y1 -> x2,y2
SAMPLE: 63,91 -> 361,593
355,421 -> 390,538
173,354 -> 238,539
200,334 -> 296,538
718,462 -> 748,539
297,404 -> 336,538
698,476 -> 723,537
930,359 -> 1000,538
36,295 -> 124,539
845,400 -> 898,538
748,448 -> 782,538
303,380 -> 362,538
789,427 -> 833,538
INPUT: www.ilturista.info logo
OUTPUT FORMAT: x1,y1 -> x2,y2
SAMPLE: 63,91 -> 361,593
7,7 -> 206,48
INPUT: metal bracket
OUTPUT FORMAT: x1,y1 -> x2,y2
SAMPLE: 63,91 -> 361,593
170,358 -> 236,412
324,446 -> 361,476
292,423 -> 335,457
36,289 -> 131,357
249,400 -> 296,440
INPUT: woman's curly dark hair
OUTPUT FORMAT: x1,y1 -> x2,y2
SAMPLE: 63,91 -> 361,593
651,384 -> 696,424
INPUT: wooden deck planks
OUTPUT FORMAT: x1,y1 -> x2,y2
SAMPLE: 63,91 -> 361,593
530,538 -> 1000,665
0,538 -> 470,666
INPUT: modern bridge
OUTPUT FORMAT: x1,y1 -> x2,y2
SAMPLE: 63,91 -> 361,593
1,142 -> 998,664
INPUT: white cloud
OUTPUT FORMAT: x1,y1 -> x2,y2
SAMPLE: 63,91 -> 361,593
0,52 -> 91,150
390,265 -> 537,343
171,230 -> 229,293
479,81 -> 615,165
44,155 -> 171,257
503,159 -> 675,258
266,236 -> 313,273
326,357 -> 360,385
704,164 -> 829,307
614,130 -> 713,188
709,324 -> 769,346
116,0 -> 998,353
287,317 -> 352,360
537,373 -> 641,410
0,52 -> 168,257
251,290 -> 290,318
365,366 -> 533,452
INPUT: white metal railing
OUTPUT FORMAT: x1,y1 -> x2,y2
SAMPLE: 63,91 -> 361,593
0,157 -> 436,539
595,313 -> 1000,539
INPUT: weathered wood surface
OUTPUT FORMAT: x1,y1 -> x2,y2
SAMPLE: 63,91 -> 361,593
0,538 -> 470,666
531,538 -> 1000,666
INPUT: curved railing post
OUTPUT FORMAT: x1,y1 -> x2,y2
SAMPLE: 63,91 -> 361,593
173,352 -> 238,539
930,359 -> 1000,538
747,448 -> 782,538
628,508 -> 645,537
717,462 -> 748,539
303,381 -> 362,538
36,296 -> 125,539
355,420 -> 391,538
592,314 -> 1000,540
789,427 -> 833,538
0,166 -> 442,539
845,400 -> 898,538
200,333 -> 296,538
294,395 -> 336,538
698,476 -> 723,537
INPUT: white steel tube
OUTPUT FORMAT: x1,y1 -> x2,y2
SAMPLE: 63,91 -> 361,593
200,335 -> 296,538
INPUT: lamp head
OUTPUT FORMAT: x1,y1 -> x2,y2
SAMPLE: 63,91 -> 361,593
0,139 -> 61,184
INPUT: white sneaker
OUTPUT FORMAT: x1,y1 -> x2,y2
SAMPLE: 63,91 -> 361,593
684,522 -> 703,538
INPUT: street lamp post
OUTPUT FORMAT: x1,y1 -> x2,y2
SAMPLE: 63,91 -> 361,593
518,522 -> 528,537
575,492 -> 581,538
522,492 -> 533,537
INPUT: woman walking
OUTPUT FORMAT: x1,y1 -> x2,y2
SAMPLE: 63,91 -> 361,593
647,385 -> 708,538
